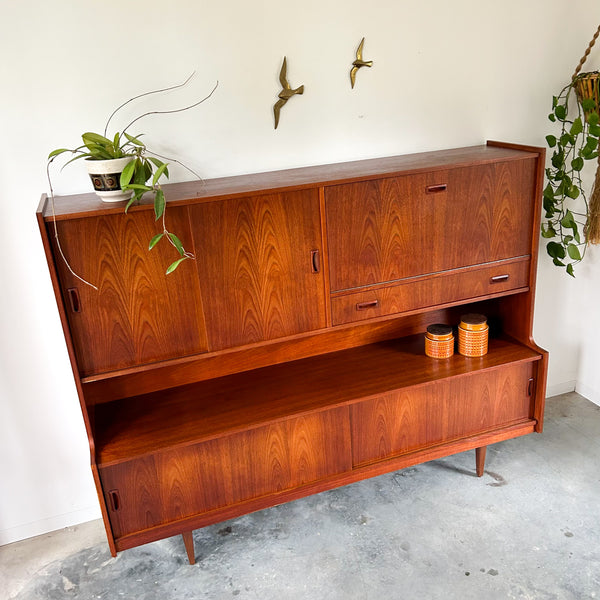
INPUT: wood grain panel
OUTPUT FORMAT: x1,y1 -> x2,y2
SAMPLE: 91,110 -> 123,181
331,257 -> 530,325
326,159 -> 536,292
100,407 -> 351,538
189,189 -> 326,350
351,362 -> 534,466
53,207 -> 207,375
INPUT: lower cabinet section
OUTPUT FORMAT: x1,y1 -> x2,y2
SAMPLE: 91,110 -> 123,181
99,407 -> 352,538
351,363 -> 534,467
99,361 -> 536,543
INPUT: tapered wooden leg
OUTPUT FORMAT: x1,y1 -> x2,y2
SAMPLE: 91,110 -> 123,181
476,446 -> 487,477
182,531 -> 195,565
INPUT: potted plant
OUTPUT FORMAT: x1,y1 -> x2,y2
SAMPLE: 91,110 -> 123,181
542,28 -> 600,276
47,75 -> 218,282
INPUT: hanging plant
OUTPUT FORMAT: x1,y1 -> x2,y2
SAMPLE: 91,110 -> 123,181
542,26 -> 600,276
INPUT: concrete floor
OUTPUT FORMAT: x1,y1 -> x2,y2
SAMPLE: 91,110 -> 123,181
2,392 -> 599,600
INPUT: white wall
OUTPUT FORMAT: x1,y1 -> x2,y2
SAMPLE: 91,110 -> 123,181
1,0 -> 598,545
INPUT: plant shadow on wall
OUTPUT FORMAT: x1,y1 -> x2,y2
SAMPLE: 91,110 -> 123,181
47,74 -> 218,288
543,27 -> 600,276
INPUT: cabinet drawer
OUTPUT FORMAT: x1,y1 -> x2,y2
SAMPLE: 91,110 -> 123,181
99,407 -> 351,538
351,362 -> 535,467
331,258 -> 530,326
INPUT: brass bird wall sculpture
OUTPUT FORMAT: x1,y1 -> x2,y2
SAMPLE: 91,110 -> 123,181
273,56 -> 305,129
350,37 -> 373,88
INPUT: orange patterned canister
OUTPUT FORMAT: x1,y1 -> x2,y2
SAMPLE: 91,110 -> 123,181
458,313 -> 489,357
425,324 -> 454,359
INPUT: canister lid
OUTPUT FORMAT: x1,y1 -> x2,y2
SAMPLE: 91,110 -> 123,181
426,324 -> 453,340
460,313 -> 488,331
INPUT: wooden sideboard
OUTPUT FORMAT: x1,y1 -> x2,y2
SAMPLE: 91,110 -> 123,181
37,141 -> 548,564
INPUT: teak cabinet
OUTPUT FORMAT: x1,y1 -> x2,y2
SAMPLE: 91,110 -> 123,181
38,141 -> 548,564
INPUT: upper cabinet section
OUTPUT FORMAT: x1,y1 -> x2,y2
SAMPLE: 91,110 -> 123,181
40,142 -> 543,375
189,189 -> 327,351
325,158 -> 537,292
51,208 -> 208,376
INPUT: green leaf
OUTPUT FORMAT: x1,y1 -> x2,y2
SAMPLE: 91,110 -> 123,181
567,244 -> 582,260
547,241 -> 566,259
546,135 -> 557,148
551,150 -> 565,169
124,195 -> 138,213
168,233 -> 185,256
574,230 -> 581,243
567,185 -> 580,199
571,156 -> 584,171
563,235 -> 573,244
148,156 -> 170,178
570,117 -> 583,136
553,257 -> 566,266
82,132 -> 113,147
543,183 -> 555,199
154,188 -> 165,220
124,132 -> 145,146
541,223 -> 556,238
123,183 -> 152,191
48,148 -> 70,159
588,111 -> 600,126
590,124 -> 600,137
119,159 -> 136,188
552,95 -> 558,108
581,97 -> 596,112
149,233 -> 164,250
143,160 -> 152,183
560,210 -> 576,229
566,263 -> 575,277
560,133 -> 574,147
152,163 -> 169,186
543,197 -> 555,217
548,113 -> 556,122
555,104 -> 567,120
166,257 -> 187,274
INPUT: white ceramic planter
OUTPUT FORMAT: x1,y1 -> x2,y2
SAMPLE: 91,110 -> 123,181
86,157 -> 134,202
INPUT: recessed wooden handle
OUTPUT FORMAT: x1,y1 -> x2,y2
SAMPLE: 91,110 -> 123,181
426,184 -> 447,193
67,288 -> 81,313
356,300 -> 379,311
311,249 -> 320,273
490,274 -> 510,284
108,490 -> 121,511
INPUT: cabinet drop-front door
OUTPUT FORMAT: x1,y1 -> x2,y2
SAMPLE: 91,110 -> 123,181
189,189 -> 327,350
325,158 -> 536,292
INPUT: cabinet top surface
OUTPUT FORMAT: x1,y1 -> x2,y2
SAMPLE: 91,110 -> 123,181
41,143 -> 541,221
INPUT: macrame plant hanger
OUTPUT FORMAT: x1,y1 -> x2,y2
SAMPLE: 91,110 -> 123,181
573,23 -> 600,244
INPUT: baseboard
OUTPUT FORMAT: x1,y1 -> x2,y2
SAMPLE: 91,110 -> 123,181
575,381 -> 600,407
0,506 -> 101,547
545,380 -> 576,398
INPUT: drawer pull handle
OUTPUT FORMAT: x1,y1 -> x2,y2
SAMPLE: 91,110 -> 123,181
108,490 -> 121,512
311,249 -> 320,273
67,287 -> 81,313
356,300 -> 379,311
490,274 -> 510,284
426,184 -> 447,193
527,377 -> 535,397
